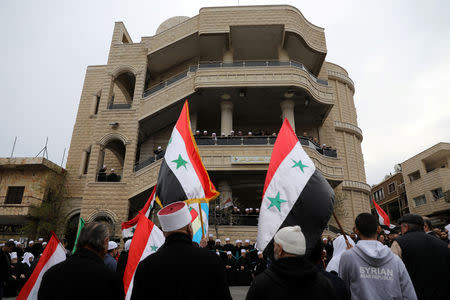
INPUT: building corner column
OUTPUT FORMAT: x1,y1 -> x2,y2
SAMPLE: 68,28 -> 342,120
280,99 -> 295,132
220,100 -> 233,136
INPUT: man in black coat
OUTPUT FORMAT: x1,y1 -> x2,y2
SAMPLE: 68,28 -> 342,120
246,226 -> 335,300
131,201 -> 231,300
391,214 -> 450,300
38,222 -> 124,300
0,241 -> 15,299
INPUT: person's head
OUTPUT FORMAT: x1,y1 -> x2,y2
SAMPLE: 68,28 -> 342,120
28,240 -> 34,247
42,241 -> 47,248
199,238 -> 207,248
215,239 -> 221,246
225,238 -> 231,244
244,239 -> 250,246
157,201 -> 193,239
378,234 -> 385,243
110,168 -> 115,174
257,251 -> 263,259
124,239 -> 132,251
107,241 -> 118,257
350,232 -> 357,241
208,234 -> 214,241
241,249 -> 246,257
10,252 -> 18,263
273,225 -> 306,260
322,237 -> 328,245
77,222 -> 110,258
398,214 -> 424,234
227,251 -> 232,258
38,238 -> 44,244
2,241 -> 15,253
354,213 -> 380,240
423,217 -> 433,232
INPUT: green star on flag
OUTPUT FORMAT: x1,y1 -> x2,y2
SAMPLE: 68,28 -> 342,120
150,245 -> 158,252
292,159 -> 308,173
168,137 -> 172,145
267,192 -> 287,212
172,154 -> 188,169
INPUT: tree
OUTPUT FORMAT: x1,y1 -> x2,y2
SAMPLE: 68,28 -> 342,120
22,172 -> 67,240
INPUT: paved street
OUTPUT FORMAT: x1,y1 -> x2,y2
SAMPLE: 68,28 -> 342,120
230,286 -> 250,300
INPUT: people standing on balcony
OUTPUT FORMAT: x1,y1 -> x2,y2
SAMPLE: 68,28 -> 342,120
230,130 -> 235,136
203,130 -> 208,136
98,165 -> 107,182
195,130 -> 200,137
211,132 -> 217,138
107,169 -> 120,182
238,131 -> 243,136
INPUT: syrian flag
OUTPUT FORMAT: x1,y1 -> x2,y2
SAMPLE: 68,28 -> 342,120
122,187 -> 156,238
123,214 -> 165,300
17,232 -> 66,300
373,199 -> 395,229
256,119 -> 334,256
223,197 -> 233,209
155,101 -> 219,208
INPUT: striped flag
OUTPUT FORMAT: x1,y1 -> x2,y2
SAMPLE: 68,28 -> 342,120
155,101 -> 219,207
17,232 -> 66,300
122,187 -> 156,238
123,214 -> 165,300
373,199 -> 395,229
257,119 -> 334,256
189,203 -> 209,243
72,217 -> 85,254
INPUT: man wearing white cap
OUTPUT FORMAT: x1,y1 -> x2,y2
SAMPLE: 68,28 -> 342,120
131,201 -> 231,300
224,251 -> 236,286
246,226 -> 335,300
223,237 -> 234,253
207,233 -> 215,250
104,241 -> 118,272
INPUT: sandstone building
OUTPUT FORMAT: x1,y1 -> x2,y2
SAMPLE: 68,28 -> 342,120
63,5 -> 370,241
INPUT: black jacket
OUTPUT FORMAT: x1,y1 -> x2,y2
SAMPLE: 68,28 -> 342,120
396,231 -> 450,300
0,250 -> 11,286
131,232 -> 231,300
116,250 -> 128,280
246,256 -> 336,300
38,248 -> 124,300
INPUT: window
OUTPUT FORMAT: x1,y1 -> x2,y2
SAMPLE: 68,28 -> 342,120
5,187 -> 25,204
413,195 -> 426,207
388,182 -> 396,193
431,188 -> 443,200
373,188 -> 385,201
408,171 -> 421,182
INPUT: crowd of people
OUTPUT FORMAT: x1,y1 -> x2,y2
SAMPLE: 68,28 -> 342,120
97,165 -> 122,182
1,210 -> 449,299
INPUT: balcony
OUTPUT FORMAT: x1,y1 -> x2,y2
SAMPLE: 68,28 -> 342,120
0,196 -> 43,216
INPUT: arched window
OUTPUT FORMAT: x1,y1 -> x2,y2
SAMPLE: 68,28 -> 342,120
109,71 -> 136,109
97,138 -> 126,182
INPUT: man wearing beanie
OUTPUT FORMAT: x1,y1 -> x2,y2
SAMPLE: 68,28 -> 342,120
131,201 -> 231,300
246,226 -> 335,300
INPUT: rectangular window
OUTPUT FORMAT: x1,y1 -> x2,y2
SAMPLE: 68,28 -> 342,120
408,170 -> 421,182
373,188 -> 385,201
388,182 -> 396,193
413,195 -> 426,207
5,186 -> 25,204
431,188 -> 443,200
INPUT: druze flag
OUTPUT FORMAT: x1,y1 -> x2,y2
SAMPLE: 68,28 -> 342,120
17,232 -> 66,300
257,119 -> 334,256
155,101 -> 219,207
122,187 -> 156,238
373,199 -> 395,229
123,214 -> 165,300
188,202 -> 209,243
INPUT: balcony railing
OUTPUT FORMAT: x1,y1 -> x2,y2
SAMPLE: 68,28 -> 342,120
142,60 -> 328,98
108,103 -> 132,110
134,151 -> 165,172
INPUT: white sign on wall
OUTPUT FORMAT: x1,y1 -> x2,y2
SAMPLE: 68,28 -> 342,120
231,156 -> 271,164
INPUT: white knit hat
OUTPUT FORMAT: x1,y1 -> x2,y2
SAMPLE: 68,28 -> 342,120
227,251 -> 232,255
108,241 -> 118,251
274,225 -> 306,256
225,238 -> 230,241
157,201 -> 192,232
215,239 -> 221,243
10,252 -> 17,259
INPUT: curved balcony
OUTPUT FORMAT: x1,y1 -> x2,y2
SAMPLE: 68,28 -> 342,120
342,180 -> 371,194
334,121 -> 363,140
327,70 -> 355,92
140,60 -> 333,120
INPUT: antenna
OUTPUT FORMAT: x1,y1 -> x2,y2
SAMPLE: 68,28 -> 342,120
35,137 -> 49,159
61,147 -> 66,167
10,136 -> 17,158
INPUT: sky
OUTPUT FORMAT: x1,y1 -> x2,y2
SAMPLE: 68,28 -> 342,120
0,0 -> 449,185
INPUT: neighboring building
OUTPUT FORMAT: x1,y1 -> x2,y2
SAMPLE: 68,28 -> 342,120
370,172 -> 408,224
63,5 -> 370,241
401,142 -> 450,226
0,157 -> 65,241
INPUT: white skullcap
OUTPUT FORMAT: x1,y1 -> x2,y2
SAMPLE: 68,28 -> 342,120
14,241 -> 19,246
42,242 -> 47,245
29,240 -> 34,244
225,238 -> 230,241
8,239 -> 14,242
209,234 -> 213,237
216,251 -> 220,256
257,251 -> 263,255
245,239 -> 250,243
124,239 -> 132,251
235,240 -> 239,244
245,208 -> 249,212
241,249 -> 246,253
227,251 -> 232,255
10,252 -> 17,259
274,225 -> 306,256
38,238 -> 44,242
157,201 -> 192,232
215,239 -> 221,243
108,241 -> 118,251
238,240 -> 242,243
323,237 -> 328,241
0,243 -> 4,247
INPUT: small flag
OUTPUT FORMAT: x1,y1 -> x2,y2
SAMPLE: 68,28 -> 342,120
123,214 -> 165,300
223,197 -> 233,209
17,232 -> 66,300
72,217 -> 85,254
155,101 -> 219,207
122,187 -> 156,238
373,199 -> 395,229
256,119 -> 334,256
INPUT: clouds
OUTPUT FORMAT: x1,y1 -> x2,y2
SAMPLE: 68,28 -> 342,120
0,0 -> 449,185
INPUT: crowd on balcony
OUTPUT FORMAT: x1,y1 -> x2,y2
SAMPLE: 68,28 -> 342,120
97,165 -> 122,182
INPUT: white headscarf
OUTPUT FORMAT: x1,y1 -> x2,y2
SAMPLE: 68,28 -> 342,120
124,239 -> 132,251
325,235 -> 355,274
22,252 -> 34,267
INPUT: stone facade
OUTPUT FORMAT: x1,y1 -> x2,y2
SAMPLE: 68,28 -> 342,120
400,142 -> 450,225
0,157 -> 65,241
64,5 -> 370,239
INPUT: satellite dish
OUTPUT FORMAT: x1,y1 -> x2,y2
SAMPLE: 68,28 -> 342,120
394,164 -> 402,172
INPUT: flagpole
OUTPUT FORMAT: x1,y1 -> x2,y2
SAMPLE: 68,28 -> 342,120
332,211 -> 352,248
198,202 -> 205,239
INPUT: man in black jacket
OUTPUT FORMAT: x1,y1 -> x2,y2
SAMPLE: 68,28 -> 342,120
0,241 -> 15,299
38,222 -> 124,300
246,226 -> 335,300
131,201 -> 231,300
391,214 -> 450,300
